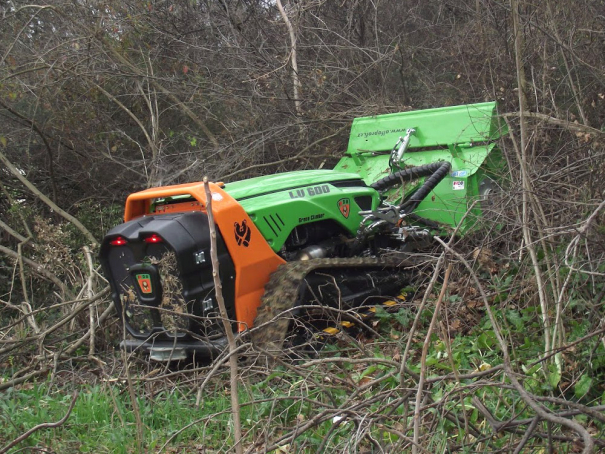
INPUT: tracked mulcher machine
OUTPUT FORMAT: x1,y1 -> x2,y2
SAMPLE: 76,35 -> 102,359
100,102 -> 505,360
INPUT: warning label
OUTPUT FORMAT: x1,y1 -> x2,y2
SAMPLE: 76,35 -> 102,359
453,181 -> 465,191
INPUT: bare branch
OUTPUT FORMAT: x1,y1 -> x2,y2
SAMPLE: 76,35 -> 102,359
0,391 -> 78,454
0,150 -> 98,245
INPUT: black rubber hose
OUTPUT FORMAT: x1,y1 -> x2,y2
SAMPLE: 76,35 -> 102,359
399,161 -> 452,213
370,162 -> 449,192
350,161 -> 451,254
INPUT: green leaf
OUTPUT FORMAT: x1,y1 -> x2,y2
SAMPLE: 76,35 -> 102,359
0,136 -> 6,148
548,366 -> 561,389
574,374 -> 592,398
425,356 -> 439,366
358,365 -> 378,379
505,310 -> 525,331
525,377 -> 540,393
522,363 -> 541,376
432,362 -> 453,372
394,308 -> 411,326
475,331 -> 496,350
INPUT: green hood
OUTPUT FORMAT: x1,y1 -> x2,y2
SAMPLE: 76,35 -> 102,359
223,169 -> 363,200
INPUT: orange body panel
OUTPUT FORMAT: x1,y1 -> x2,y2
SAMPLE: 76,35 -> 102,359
153,200 -> 204,215
124,182 -> 286,331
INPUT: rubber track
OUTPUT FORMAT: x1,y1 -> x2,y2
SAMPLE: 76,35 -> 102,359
251,256 -> 416,353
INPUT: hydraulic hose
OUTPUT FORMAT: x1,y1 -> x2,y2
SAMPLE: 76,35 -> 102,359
370,162 -> 450,192
399,161 -> 451,213
352,161 -> 451,253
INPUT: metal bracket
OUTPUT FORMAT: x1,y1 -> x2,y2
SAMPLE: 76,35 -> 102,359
359,203 -> 402,224
194,250 -> 206,265
202,297 -> 213,312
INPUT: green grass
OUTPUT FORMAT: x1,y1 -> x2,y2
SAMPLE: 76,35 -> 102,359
2,305 -> 604,453
0,380 -> 237,453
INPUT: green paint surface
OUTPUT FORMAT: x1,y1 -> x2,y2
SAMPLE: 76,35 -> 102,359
221,102 -> 506,248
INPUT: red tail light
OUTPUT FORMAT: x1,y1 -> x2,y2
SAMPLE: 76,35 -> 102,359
109,236 -> 127,246
143,234 -> 163,244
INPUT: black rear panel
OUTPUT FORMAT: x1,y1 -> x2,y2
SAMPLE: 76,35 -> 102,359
100,211 -> 236,341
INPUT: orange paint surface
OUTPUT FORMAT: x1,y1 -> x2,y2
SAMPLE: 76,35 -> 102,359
153,200 -> 203,215
124,182 -> 285,331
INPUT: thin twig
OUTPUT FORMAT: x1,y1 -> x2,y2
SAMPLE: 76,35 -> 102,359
0,391 -> 78,454
83,246 -> 96,356
434,237 -> 595,453
203,177 -> 243,454
412,263 -> 453,453
0,150 -> 97,245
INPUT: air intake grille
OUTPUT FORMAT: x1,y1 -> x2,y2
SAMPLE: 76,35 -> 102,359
263,213 -> 286,237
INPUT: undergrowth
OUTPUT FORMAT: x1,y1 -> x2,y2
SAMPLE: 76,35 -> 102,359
2,296 -> 604,453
